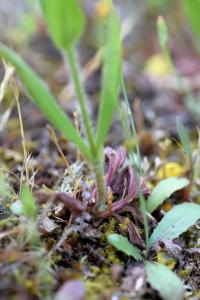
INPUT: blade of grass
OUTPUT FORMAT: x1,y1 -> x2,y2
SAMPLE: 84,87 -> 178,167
95,11 -> 121,148
120,76 -> 142,174
0,216 -> 18,226
0,43 -> 92,161
119,75 -> 147,247
176,118 -> 194,180
118,100 -> 135,164
65,47 -> 96,156
139,191 -> 149,250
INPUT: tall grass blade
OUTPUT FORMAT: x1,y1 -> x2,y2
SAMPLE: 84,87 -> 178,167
120,76 -> 141,174
157,16 -> 168,51
0,43 -> 92,160
176,118 -> 193,178
96,11 -> 121,148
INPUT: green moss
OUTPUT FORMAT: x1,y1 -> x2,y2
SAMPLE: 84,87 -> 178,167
102,218 -> 117,237
85,266 -> 114,300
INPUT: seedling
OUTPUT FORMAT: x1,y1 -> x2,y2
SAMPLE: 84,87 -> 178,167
112,54 -> 200,299
1,2 -> 200,299
0,0 -> 121,213
110,77 -> 198,296
108,179 -> 200,300
11,184 -> 39,245
10,184 -> 54,296
109,100 -> 199,296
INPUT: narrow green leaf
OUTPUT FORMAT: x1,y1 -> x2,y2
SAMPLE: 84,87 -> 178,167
107,233 -> 143,261
146,177 -> 189,214
20,184 -> 37,219
20,185 -> 40,245
96,11 -> 121,147
149,203 -> 200,247
176,118 -> 193,162
0,216 -> 17,226
39,0 -> 85,49
120,77 -> 141,174
0,43 -> 91,161
157,16 -> 169,50
146,262 -> 184,300
183,0 -> 200,41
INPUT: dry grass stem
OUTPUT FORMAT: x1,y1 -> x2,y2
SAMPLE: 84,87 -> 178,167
12,80 -> 30,185
47,124 -> 71,170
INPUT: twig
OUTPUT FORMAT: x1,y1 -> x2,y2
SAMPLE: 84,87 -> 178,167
47,124 -> 71,170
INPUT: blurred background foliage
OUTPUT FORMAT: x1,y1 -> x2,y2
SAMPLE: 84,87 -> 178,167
1,0 -> 200,139
1,0 -> 200,52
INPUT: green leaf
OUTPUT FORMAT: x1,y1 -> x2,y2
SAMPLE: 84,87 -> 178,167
145,261 -> 184,300
183,0 -> 200,41
146,177 -> 189,214
157,16 -> 169,50
20,184 -> 37,219
149,203 -> 200,247
107,233 -> 143,261
0,43 -> 92,161
39,0 -> 85,50
176,118 -> 193,163
96,11 -> 121,147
